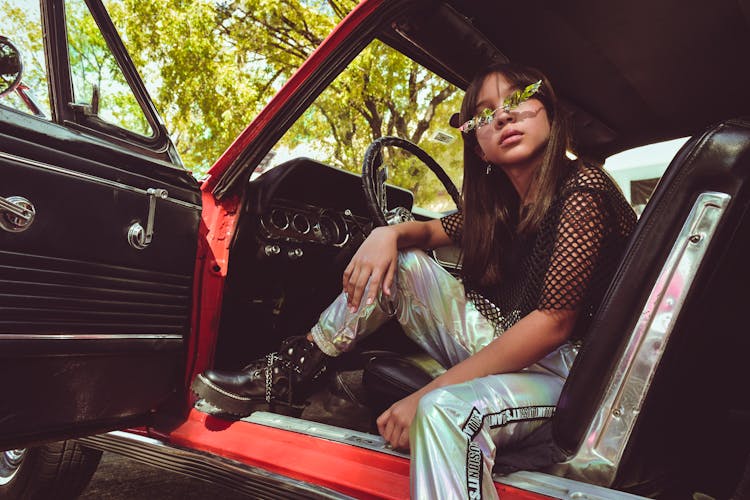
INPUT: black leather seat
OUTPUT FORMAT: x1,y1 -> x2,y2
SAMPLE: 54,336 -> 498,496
363,351 -> 444,416
362,118 -> 750,495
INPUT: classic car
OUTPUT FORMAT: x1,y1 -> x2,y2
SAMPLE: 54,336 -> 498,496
2,0 -> 749,498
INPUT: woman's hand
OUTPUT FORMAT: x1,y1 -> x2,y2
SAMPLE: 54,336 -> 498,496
342,219 -> 452,311
342,226 -> 398,312
376,390 -> 423,450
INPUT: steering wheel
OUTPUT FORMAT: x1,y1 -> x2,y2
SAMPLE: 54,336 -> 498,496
362,136 -> 461,227
0,37 -> 24,99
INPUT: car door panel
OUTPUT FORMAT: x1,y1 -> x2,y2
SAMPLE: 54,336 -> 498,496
0,110 -> 200,449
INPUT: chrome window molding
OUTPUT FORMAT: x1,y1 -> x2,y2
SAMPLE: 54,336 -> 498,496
550,191 -> 731,485
0,151 -> 201,210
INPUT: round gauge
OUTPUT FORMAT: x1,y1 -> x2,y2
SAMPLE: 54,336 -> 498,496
317,211 -> 348,246
269,208 -> 289,230
317,215 -> 339,245
292,213 -> 311,234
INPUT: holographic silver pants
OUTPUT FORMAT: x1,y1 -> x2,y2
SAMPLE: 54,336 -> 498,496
310,250 -> 577,500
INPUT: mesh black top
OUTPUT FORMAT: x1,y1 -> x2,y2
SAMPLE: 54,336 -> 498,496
440,162 -> 637,340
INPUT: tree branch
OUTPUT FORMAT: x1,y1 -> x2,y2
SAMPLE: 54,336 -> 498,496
410,85 -> 456,144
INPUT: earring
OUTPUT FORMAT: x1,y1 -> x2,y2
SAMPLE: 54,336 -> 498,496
486,163 -> 493,175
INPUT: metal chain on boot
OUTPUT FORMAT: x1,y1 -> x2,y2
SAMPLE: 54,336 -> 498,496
259,337 -> 329,407
264,352 -> 279,403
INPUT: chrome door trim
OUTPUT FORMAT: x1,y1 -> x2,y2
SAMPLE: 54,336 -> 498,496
551,191 -> 731,485
0,151 -> 201,210
496,471 -> 649,500
0,333 -> 183,340
242,409 -> 409,459
78,431 -> 353,499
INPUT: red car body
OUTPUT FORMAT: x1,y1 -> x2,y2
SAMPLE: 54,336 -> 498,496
2,0 -> 749,498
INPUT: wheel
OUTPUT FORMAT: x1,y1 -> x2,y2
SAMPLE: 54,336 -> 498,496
362,136 -> 461,226
0,441 -> 102,499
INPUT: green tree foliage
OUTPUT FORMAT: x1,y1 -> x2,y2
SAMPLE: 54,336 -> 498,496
1,0 -> 51,116
66,0 -> 153,135
106,0 -> 464,207
280,40 -> 464,209
106,0 -> 313,173
106,0 -> 266,171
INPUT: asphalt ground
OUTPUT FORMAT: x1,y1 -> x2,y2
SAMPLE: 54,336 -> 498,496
79,452 -> 249,499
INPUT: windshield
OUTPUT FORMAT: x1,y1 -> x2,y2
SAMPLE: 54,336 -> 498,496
259,39 -> 464,213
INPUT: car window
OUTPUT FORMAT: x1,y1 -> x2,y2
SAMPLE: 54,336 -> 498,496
261,39 -> 464,213
0,0 -> 52,118
604,137 -> 689,217
65,0 -> 154,137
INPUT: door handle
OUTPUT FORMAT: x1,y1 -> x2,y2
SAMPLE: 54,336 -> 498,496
128,188 -> 168,250
0,195 -> 35,232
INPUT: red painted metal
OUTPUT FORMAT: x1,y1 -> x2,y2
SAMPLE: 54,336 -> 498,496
185,189 -> 241,396
166,409 -> 552,499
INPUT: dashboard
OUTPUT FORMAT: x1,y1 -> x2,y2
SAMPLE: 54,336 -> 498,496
216,157 -> 458,368
214,157 -> 416,366
244,157 -> 414,254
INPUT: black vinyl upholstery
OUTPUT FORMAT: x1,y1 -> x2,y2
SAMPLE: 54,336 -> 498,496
362,351 -> 443,416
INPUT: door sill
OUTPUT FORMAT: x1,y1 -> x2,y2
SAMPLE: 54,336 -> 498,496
77,430 -> 352,499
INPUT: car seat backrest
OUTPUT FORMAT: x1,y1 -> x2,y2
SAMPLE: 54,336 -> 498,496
551,118 -> 750,490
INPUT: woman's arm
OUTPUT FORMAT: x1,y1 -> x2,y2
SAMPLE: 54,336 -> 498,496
433,308 -> 576,385
343,219 -> 452,311
376,308 -> 577,449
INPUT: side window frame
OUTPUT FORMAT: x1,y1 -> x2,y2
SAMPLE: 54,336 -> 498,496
43,0 -> 174,156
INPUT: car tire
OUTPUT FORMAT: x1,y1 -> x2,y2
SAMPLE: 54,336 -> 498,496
0,441 -> 102,499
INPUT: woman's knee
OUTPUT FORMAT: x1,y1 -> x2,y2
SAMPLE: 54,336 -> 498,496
395,249 -> 463,302
416,387 -> 442,416
396,249 -> 430,275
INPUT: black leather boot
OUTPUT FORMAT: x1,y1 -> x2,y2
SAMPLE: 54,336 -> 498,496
191,336 -> 330,416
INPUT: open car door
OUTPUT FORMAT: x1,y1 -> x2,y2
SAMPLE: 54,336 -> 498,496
0,0 -> 200,450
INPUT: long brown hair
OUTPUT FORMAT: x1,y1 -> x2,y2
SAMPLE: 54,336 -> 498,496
459,63 -> 572,286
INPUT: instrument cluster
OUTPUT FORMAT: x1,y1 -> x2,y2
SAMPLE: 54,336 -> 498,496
259,201 -> 363,248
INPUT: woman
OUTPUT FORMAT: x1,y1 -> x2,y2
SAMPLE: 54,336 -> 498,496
193,63 -> 636,498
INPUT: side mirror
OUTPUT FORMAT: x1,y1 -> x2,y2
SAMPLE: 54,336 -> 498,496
0,36 -> 23,98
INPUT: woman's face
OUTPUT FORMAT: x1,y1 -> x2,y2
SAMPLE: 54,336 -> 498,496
471,72 -> 551,170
